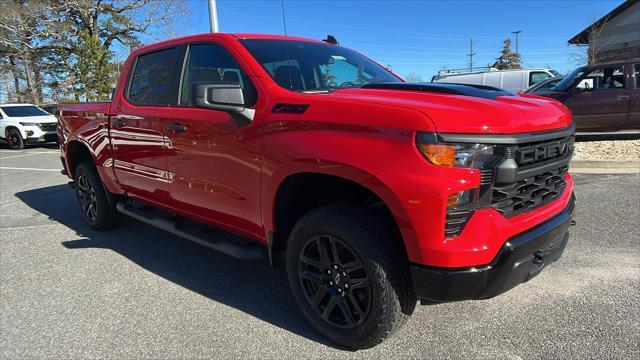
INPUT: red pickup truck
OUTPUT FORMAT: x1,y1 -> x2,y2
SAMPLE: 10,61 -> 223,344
58,33 -> 576,349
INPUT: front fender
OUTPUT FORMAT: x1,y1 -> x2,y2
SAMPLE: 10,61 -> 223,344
261,122 -> 432,263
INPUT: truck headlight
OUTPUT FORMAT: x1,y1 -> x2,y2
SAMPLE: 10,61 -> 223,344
415,132 -> 501,169
19,122 -> 38,127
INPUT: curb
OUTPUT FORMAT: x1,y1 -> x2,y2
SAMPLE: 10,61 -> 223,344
570,160 -> 640,174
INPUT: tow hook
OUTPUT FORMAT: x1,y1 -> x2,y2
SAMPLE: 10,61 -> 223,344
533,251 -> 545,264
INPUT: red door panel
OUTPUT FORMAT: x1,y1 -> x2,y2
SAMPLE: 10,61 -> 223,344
165,109 -> 262,236
110,109 -> 171,203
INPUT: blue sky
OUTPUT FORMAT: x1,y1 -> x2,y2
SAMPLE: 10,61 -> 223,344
170,0 -> 623,80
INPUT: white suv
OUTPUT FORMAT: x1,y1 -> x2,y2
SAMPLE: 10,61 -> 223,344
0,103 -> 59,150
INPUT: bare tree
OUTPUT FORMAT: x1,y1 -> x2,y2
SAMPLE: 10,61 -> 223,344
569,15 -> 613,66
404,72 -> 423,82
0,0 -> 188,103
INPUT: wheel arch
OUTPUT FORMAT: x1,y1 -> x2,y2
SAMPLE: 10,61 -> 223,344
66,140 -> 94,178
64,138 -> 123,196
3,125 -> 23,139
265,164 -> 419,267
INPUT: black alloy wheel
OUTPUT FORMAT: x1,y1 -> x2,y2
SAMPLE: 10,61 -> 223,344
287,204 -> 416,349
298,234 -> 372,329
73,161 -> 120,230
76,172 -> 98,221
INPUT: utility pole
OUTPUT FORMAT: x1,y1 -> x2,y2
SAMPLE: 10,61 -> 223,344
512,30 -> 522,53
208,0 -> 219,33
467,38 -> 476,72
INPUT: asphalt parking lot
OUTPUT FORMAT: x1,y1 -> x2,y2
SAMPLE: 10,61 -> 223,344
1,146 -> 638,359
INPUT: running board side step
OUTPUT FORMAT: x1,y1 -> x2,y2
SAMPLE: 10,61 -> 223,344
116,201 -> 262,260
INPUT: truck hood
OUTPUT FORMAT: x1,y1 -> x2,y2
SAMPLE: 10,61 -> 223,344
327,83 -> 572,134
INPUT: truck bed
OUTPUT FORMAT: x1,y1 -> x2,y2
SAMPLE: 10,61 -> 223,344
57,102 -> 111,144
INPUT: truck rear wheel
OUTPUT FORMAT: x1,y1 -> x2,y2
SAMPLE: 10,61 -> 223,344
286,204 -> 416,349
74,161 -> 120,230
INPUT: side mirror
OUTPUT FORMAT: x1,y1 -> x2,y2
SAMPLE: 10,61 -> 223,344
193,83 -> 255,121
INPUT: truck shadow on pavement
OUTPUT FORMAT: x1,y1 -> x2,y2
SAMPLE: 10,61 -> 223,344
16,184 -> 343,349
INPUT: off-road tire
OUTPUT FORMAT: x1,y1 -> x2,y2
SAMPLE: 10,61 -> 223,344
286,203 -> 416,349
74,161 -> 120,230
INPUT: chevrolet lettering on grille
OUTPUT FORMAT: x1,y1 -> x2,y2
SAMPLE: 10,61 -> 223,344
517,140 -> 570,165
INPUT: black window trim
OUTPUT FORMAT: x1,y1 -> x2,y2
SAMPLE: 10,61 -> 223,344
174,40 -> 259,109
124,45 -> 187,107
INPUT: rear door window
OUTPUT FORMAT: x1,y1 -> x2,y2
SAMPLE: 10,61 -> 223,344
127,47 -> 180,105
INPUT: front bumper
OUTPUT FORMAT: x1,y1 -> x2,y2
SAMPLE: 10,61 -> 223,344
25,132 -> 58,143
411,192 -> 575,302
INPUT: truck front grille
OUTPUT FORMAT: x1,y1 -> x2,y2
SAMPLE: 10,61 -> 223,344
491,166 -> 568,217
511,136 -> 574,167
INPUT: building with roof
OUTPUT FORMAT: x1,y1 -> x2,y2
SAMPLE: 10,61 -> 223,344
568,0 -> 640,63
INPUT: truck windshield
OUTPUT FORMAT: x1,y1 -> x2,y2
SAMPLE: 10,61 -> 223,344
0,105 -> 49,117
240,39 -> 401,92
551,66 -> 587,91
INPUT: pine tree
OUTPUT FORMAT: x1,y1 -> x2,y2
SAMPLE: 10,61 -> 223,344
73,30 -> 117,101
491,38 -> 522,70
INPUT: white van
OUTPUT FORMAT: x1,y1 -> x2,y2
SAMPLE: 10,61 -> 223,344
432,68 -> 562,92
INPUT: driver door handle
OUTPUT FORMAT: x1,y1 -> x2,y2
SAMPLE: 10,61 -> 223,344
618,95 -> 629,101
166,123 -> 187,133
110,119 -> 125,127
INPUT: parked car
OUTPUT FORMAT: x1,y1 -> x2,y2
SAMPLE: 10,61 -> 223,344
432,67 -> 561,92
58,33 -> 576,349
0,103 -> 59,149
533,60 -> 640,132
524,76 -> 564,94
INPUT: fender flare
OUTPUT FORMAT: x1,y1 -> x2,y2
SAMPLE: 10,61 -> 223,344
64,135 -> 123,195
263,159 -> 421,262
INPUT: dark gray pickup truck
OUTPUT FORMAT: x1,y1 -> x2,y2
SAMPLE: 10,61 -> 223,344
532,59 -> 639,132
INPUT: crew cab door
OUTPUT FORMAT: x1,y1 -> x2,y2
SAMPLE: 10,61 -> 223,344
110,46 -> 183,203
563,64 -> 629,131
164,42 -> 263,237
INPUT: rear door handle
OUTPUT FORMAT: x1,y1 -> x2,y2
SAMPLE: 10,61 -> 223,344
166,123 -> 187,133
618,95 -> 629,101
110,119 -> 125,127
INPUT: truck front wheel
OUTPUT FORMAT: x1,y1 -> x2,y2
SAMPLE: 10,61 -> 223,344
74,161 -> 120,230
286,204 -> 416,349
